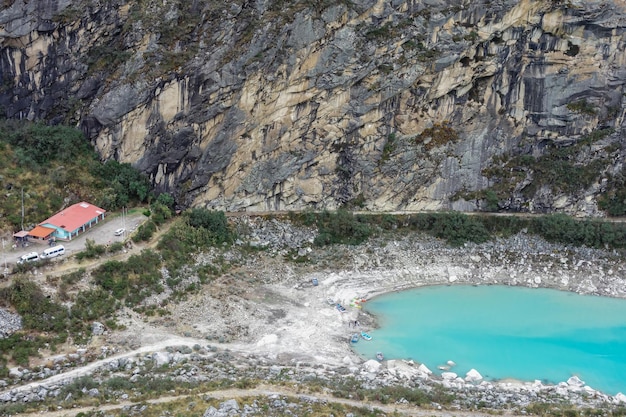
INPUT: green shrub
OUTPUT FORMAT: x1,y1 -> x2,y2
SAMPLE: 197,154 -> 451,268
416,121 -> 459,150
365,23 -> 393,40
3,122 -> 92,166
150,201 -> 173,226
567,99 -> 596,115
483,189 -> 499,212
155,192 -> 175,209
597,160 -> 626,216
464,31 -> 478,41
0,278 -> 69,332
314,210 -> 373,246
107,241 -> 125,253
380,133 -> 397,164
132,220 -> 157,242
529,214 -> 626,248
71,289 -> 117,321
104,376 -> 135,391
91,250 -> 163,306
89,159 -> 150,210
75,239 -> 107,260
186,209 -> 234,245
61,268 -> 86,285
429,212 -> 489,246
405,212 -> 489,246
59,375 -> 100,400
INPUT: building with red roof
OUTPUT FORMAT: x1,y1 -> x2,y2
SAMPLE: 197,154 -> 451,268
36,202 -> 106,241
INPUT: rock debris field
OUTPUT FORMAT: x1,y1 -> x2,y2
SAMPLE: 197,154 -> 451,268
2,216 -> 626,411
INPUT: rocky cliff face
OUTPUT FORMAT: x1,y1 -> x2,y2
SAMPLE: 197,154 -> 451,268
1,0 -> 625,215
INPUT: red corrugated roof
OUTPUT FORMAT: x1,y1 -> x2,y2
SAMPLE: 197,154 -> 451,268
42,202 -> 106,232
28,225 -> 56,238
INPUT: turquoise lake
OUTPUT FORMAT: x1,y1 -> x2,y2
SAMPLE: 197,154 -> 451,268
354,285 -> 626,395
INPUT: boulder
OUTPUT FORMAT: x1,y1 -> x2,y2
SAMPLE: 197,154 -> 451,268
465,368 -> 483,382
614,393 -> 626,404
363,359 -> 382,373
8,367 -> 22,379
417,363 -> 432,375
220,399 -> 239,413
203,406 -> 220,417
342,356 -> 354,366
152,351 -> 171,367
91,321 -> 105,336
387,360 -> 419,380
567,376 -> 585,387
441,371 -> 457,380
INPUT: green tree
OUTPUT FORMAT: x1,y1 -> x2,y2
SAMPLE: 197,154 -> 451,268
90,160 -> 151,209
155,192 -> 175,209
186,208 -> 234,245
314,210 -> 372,246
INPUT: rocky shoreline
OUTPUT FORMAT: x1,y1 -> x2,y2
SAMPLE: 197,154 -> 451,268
1,216 -> 626,413
0,337 -> 624,411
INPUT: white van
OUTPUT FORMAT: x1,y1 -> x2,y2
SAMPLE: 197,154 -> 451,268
40,245 -> 65,259
17,252 -> 40,264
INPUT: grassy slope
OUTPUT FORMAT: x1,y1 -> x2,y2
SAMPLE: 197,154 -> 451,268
0,121 -> 150,233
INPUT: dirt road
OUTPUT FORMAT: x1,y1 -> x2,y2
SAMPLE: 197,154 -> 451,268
15,384 -> 520,417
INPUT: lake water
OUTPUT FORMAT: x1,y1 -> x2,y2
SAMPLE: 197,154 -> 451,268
354,285 -> 626,395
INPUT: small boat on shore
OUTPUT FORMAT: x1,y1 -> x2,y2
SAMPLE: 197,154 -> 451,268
360,331 -> 372,341
336,304 -> 347,313
326,297 -> 335,306
350,333 -> 359,343
376,352 -> 384,361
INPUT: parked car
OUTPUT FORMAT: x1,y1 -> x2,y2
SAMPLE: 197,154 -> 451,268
40,245 -> 66,259
17,252 -> 40,264
114,228 -> 126,236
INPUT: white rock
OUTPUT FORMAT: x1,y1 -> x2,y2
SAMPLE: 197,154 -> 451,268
92,321 -> 105,335
8,367 -> 22,378
363,359 -> 382,373
417,363 -> 432,375
567,376 -> 585,387
446,360 -> 456,367
152,351 -> 171,367
256,334 -> 278,346
52,354 -> 67,364
465,368 -> 483,382
441,371 -> 457,380
614,392 -> 626,404
387,360 -> 419,380
220,399 -> 239,413
583,386 -> 596,395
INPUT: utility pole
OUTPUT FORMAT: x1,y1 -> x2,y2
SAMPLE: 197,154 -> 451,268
1,238 -> 7,277
21,188 -> 24,231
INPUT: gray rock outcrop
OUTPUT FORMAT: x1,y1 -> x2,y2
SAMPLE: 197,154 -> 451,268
0,0 -> 625,214
0,308 -> 22,338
